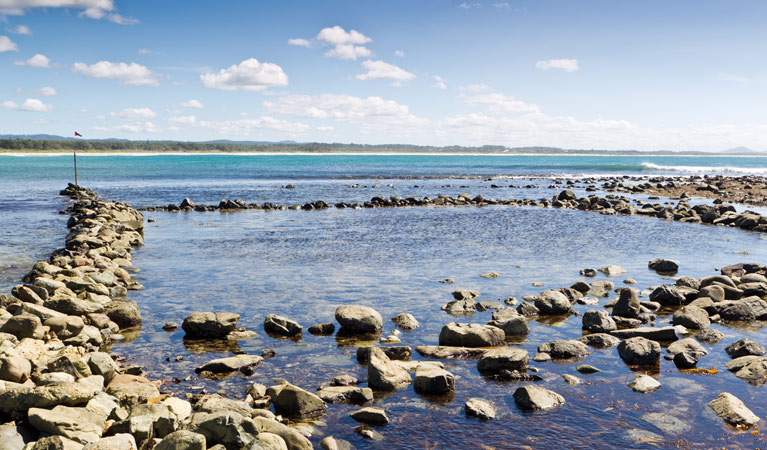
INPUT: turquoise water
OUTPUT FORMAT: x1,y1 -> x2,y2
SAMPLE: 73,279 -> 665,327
2,153 -> 767,449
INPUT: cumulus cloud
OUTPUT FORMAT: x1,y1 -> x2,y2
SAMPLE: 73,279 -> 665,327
432,75 -> 447,89
326,44 -> 371,60
2,98 -> 52,111
198,116 -> 309,135
179,99 -> 203,108
201,58 -> 288,91
536,58 -> 579,72
39,86 -> 57,96
10,25 -> 31,35
111,108 -> 157,120
73,61 -> 160,86
0,35 -> 18,52
356,60 -> 415,84
288,38 -> 311,47
290,26 -> 372,60
14,53 -> 50,68
0,0 -> 137,24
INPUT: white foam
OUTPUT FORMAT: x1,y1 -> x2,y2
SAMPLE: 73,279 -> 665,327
641,162 -> 767,175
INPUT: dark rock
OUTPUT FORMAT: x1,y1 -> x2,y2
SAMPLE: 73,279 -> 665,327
726,339 -> 765,358
617,337 -> 661,366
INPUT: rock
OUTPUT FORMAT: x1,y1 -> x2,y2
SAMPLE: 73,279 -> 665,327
154,430 -> 206,450
415,346 -> 487,359
0,314 -> 44,339
182,312 -> 239,338
335,305 -> 382,334
716,296 -> 767,321
576,364 -> 601,374
0,422 -> 26,450
672,306 -> 710,330
414,364 -> 455,394
267,382 -> 326,418
465,398 -> 495,420
599,265 -> 627,276
45,315 -> 85,340
0,384 -> 98,413
317,386 -> 373,404
576,333 -> 620,348
163,397 -> 192,422
700,285 -> 726,302
87,352 -> 118,384
487,315 -> 529,336
307,323 -> 335,335
25,436 -> 83,450
612,288 -> 641,318
196,394 -> 252,418
104,301 -> 142,329
356,346 -> 411,363
19,303 -> 65,321
725,338 -> 765,358
438,323 -> 505,347
105,374 -> 160,403
649,285 -> 687,307
354,426 -> 382,441
628,375 -> 661,393
350,407 -> 388,425
452,289 -> 480,300
708,392 -> 760,428
263,314 -> 302,337
571,281 -> 591,294
610,327 -> 678,342
250,433 -> 289,450
0,356 -> 31,383
648,259 -> 679,274
696,328 -> 725,344
537,339 -> 590,360
43,297 -> 104,316
667,338 -> 707,357
480,271 -> 500,278
513,386 -> 565,411
673,352 -> 698,369
562,374 -> 580,385
367,348 -> 411,391
441,298 -> 476,314
28,405 -> 105,444
582,310 -> 617,332
185,411 -> 258,450
618,337 -> 661,366
195,354 -> 263,375
726,356 -> 767,385
477,348 -> 528,373
391,313 -> 419,331
534,290 -> 571,315
516,302 -> 539,316
252,417 -> 312,450
83,434 -> 138,450
580,268 -> 597,277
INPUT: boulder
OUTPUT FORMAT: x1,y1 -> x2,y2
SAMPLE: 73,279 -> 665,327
82,434 -> 138,450
441,299 -> 475,314
350,407 -> 388,425
577,333 -> 620,348
452,289 -> 480,300
252,417 -> 312,450
391,313 -> 419,331
196,395 -> 252,418
87,352 -> 118,384
307,323 -> 335,335
316,386 -> 373,404
708,392 -> 760,428
28,405 -> 105,444
716,297 -> 767,321
599,265 -> 627,276
725,339 -> 765,358
335,306 -> 382,334
25,436 -> 82,450
610,327 -> 678,342
367,348 -> 411,391
537,339 -> 589,360
618,337 -> 661,366
0,384 -> 98,413
0,314 -> 44,339
45,316 -> 85,339
415,346 -> 488,359
649,285 -> 686,307
182,312 -> 239,339
263,315 -> 302,337
0,356 -> 31,383
104,301 -> 142,329
195,355 -> 263,375
534,290 -> 571,315
612,289 -> 641,318
487,315 -> 529,336
413,364 -> 455,394
356,346 -> 411,363
154,430 -> 206,450
105,374 -> 160,403
465,398 -> 495,420
672,306 -> 710,330
513,386 -> 565,411
582,310 -> 617,332
185,411 -> 258,450
266,383 -> 326,418
726,356 -> 767,385
648,259 -> 679,274
127,403 -> 177,438
628,375 -> 661,394
667,338 -> 707,357
477,348 -> 528,373
438,323 -> 505,347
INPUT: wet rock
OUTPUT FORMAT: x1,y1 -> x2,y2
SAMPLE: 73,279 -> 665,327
185,411 -> 259,450
487,315 -> 529,336
391,313 -> 419,331
196,394 -> 252,418
331,374 -> 358,386
649,285 -> 686,307
266,382 -> 326,418
673,352 -> 698,369
513,386 -> 565,411
476,301 -> 503,312
599,265 -> 627,276
618,337 -> 661,366
438,323 -> 504,347
672,306 -> 710,330
537,339 -> 590,360
667,338 -> 707,357
696,328 -> 725,344
252,417 -> 312,450
452,289 -> 480,300
612,288 -> 641,318
104,301 -> 142,329
726,356 -> 767,385
356,346 -> 411,363
582,310 -> 617,332
641,412 -> 691,435
317,386 -> 373,404
367,348 -> 411,391
577,333 -> 620,348
195,354 -> 263,375
516,302 -> 539,316
350,407 -> 388,425
715,296 -> 767,321
628,375 -> 661,393
28,405 -> 105,444
534,290 -> 571,315
576,364 -> 600,374
0,314 -> 44,339
354,426 -> 383,441
415,346 -> 487,359
708,392 -> 760,428
182,312 -> 239,339
465,398 -> 495,420
648,259 -> 679,274
580,268 -> 597,277
480,272 -> 500,279
725,338 -> 765,358
611,326 -> 678,342
414,364 -> 455,394
441,299 -> 476,314
307,323 -> 335,335
154,430 -> 206,450
562,374 -> 580,385
571,281 -> 591,294
477,348 -> 528,373
263,314 -> 302,337
335,305 -> 383,334
700,285 -> 725,302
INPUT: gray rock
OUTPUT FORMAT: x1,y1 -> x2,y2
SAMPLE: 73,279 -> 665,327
266,383 -> 326,418
196,394 -> 252,418
465,398 -> 495,420
391,313 -> 419,331
320,436 -> 353,450
582,310 -> 617,332
452,289 -> 480,300
477,348 -> 528,373
335,305 -> 383,334
252,417 -> 312,450
0,384 -> 98,413
487,314 -> 529,336
350,407 -> 388,425
87,352 -> 118,384
562,374 -> 581,385
356,346 -> 411,363
153,430 -> 206,450
249,433 -> 289,450
610,326 -> 678,342
673,352 -> 698,369
307,323 -> 335,335
45,315 -> 85,340
612,288 -> 641,318
367,348 -> 411,391
513,385 -> 565,411
414,364 -> 455,394
725,338 -> 765,358
441,299 -> 476,314
618,337 -> 661,366
0,314 -> 44,339
577,333 -> 620,348
648,259 -> 678,274
24,436 -> 82,450
438,323 -> 505,347
516,302 -> 540,316
667,338 -> 707,357
19,303 -> 64,321
182,312 -> 239,339
599,265 -> 627,276
716,296 -> 767,321
708,392 -> 760,428
185,411 -> 259,450
537,339 -> 590,360
263,314 -> 302,337
415,346 -> 488,359
534,290 -> 571,315
195,355 -> 263,375
576,364 -> 601,374
28,405 -> 105,444
0,422 -> 26,450
696,328 -> 725,344
672,306 -> 710,330
649,285 -> 686,307
104,301 -> 142,329
316,386 -> 373,404
82,434 -> 138,450
628,375 -> 661,393
726,356 -> 767,385
700,285 -> 725,302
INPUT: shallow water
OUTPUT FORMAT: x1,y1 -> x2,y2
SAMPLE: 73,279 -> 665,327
2,154 -> 767,449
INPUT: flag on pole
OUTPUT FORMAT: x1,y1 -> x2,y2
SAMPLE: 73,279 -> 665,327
74,131 -> 82,137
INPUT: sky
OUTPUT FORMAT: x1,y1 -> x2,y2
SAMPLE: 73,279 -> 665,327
1,0 -> 767,151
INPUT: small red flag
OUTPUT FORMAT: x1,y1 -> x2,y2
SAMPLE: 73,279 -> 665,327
74,131 -> 82,137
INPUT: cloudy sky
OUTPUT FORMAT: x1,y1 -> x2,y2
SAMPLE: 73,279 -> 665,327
1,0 -> 766,151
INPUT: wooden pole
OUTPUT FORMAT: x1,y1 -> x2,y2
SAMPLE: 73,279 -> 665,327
74,149 -> 78,186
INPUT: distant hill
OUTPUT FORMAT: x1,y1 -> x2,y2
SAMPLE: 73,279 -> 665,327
722,146 -> 765,154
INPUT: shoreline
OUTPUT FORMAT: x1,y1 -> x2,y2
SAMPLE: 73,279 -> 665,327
2,151 -> 767,157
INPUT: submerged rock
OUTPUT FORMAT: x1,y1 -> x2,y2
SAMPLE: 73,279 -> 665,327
391,313 -> 419,331
465,398 -> 495,420
513,386 -> 565,411
708,392 -> 760,428
195,354 -> 263,375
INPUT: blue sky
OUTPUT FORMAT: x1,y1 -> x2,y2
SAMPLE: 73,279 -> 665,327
1,0 -> 766,151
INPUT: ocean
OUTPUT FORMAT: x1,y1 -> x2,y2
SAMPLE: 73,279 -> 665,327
1,153 -> 767,449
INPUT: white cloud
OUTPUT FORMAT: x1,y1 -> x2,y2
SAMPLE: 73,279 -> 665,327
461,91 -> 541,114
459,2 -> 479,9
0,35 -> 18,52
432,75 -> 447,89
325,44 -> 371,60
39,86 -> 57,96
536,58 -> 579,72
288,38 -> 311,47
316,25 -> 372,60
138,48 -> 151,54
73,61 -> 160,86
168,115 -> 197,124
178,99 -> 203,109
10,25 -> 31,35
0,0 -> 137,24
14,53 -> 50,68
198,116 -> 309,135
2,98 -> 52,111
201,58 -> 288,91
394,50 -> 405,57
94,122 -> 161,134
493,2 -> 510,9
356,60 -> 415,84
111,108 -> 157,120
